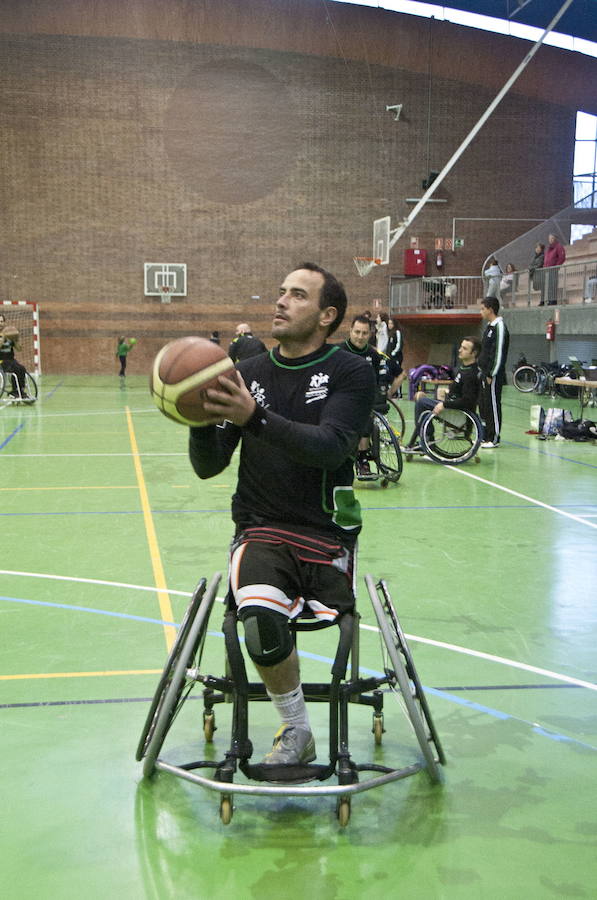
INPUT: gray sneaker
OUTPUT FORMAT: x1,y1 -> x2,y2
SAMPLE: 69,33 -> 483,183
262,725 -> 316,765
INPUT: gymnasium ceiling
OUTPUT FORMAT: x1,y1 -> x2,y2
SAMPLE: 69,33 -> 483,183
397,1 -> 597,43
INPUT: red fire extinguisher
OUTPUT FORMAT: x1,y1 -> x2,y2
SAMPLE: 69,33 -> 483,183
545,319 -> 555,341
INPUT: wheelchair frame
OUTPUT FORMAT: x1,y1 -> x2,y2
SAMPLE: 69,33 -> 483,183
136,572 -> 444,826
355,409 -> 403,487
0,366 -> 38,404
404,408 -> 482,465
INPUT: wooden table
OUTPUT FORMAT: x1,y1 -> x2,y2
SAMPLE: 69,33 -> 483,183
555,377 -> 597,419
419,379 -> 452,400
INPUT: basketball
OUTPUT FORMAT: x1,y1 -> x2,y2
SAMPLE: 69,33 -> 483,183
129,337 -> 137,345
150,336 -> 235,426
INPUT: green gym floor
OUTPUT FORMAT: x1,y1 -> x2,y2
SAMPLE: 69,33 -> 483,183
1,376 -> 596,900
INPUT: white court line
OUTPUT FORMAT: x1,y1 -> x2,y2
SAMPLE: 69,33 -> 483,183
0,569 -> 192,597
446,465 -> 597,530
359,622 -> 597,691
3,569 -> 596,692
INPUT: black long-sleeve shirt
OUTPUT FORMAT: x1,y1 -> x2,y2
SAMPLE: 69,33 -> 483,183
443,364 -> 480,412
189,344 -> 376,544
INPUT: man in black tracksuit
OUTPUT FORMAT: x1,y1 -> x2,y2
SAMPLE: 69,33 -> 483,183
404,336 -> 481,449
478,297 -> 510,448
228,323 -> 267,363
189,263 -> 375,768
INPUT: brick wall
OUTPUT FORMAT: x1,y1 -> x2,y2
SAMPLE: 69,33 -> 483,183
0,1 -> 589,373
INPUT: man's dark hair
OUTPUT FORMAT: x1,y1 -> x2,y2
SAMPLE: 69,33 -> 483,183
295,262 -> 347,335
481,297 -> 500,316
463,335 -> 481,358
351,314 -> 371,327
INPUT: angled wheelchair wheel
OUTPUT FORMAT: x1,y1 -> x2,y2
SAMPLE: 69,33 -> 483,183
512,365 -> 539,393
24,372 -> 38,402
137,572 -> 221,776
387,397 -> 406,443
420,408 -> 481,465
0,368 -> 6,398
371,410 -> 403,484
365,575 -> 444,782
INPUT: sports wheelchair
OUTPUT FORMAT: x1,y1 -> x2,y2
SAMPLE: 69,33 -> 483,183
0,365 -> 38,404
355,409 -> 403,486
136,571 -> 444,826
404,408 -> 482,465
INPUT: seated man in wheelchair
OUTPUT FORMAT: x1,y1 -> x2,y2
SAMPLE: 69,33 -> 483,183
339,314 -> 400,478
0,314 -> 30,400
403,336 -> 481,452
188,263 -> 375,767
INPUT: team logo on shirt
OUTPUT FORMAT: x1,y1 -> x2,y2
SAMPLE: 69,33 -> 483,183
305,372 -> 330,404
249,380 -> 268,407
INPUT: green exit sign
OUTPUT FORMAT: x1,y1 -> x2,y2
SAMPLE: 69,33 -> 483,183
454,238 -> 464,249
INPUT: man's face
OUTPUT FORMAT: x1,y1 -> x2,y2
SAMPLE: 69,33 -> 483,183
349,321 -> 371,350
273,268 -> 332,342
480,304 -> 491,322
549,234 -> 556,246
458,340 -> 476,365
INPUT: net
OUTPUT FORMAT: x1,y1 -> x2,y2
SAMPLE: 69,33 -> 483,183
0,302 -> 40,374
353,257 -> 381,277
160,286 -> 172,304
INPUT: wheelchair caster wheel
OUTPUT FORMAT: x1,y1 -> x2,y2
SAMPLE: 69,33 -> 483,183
336,797 -> 351,827
380,478 -> 389,488
220,795 -> 233,825
203,711 -> 216,742
372,713 -> 384,745
474,456 -> 481,464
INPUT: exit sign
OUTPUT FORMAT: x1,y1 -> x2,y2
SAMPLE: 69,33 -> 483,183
454,238 -> 465,248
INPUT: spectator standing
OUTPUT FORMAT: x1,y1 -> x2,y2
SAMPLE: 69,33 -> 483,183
386,317 -> 406,397
483,257 -> 502,300
543,234 -> 566,306
478,298 -> 510,448
529,243 -> 545,304
375,312 -> 389,354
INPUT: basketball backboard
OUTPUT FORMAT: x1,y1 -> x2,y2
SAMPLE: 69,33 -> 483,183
144,263 -> 187,297
373,217 -> 391,265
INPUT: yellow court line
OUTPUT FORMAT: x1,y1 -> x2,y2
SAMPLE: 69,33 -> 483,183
125,407 -> 176,651
0,669 -> 162,681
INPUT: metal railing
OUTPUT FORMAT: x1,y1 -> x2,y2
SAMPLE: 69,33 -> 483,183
389,257 -> 597,313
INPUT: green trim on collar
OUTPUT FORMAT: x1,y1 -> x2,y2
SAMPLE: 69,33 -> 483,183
269,345 -> 340,370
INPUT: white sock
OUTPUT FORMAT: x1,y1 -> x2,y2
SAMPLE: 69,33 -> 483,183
266,686 -> 310,732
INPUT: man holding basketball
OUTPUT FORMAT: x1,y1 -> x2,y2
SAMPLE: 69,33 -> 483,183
189,263 -> 375,767
0,313 -> 28,398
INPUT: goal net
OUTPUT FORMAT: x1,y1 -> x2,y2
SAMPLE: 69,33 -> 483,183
1,302 -> 41,375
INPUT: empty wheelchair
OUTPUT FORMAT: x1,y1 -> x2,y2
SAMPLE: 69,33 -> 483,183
0,365 -> 37,404
355,409 -> 403,486
136,571 -> 444,826
404,408 -> 482,465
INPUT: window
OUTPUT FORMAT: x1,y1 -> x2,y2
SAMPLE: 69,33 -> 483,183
571,111 -> 597,244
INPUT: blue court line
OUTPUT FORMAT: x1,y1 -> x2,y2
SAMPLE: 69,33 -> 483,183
1,593 -> 595,752
1,503 -> 596,520
503,438 -> 597,469
43,382 -> 63,400
0,422 -> 26,450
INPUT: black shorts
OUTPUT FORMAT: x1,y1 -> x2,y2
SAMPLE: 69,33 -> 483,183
228,527 -> 355,623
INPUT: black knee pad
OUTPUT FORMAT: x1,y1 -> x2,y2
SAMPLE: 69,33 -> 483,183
238,608 -> 293,667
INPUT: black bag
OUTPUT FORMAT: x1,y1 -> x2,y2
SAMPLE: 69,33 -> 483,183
558,419 -> 597,442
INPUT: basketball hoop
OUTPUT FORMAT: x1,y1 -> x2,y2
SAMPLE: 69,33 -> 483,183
160,286 -> 172,304
353,257 -> 381,277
